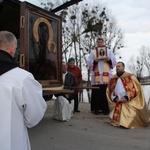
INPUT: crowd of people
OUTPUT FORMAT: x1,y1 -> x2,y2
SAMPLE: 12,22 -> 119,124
52,37 -> 150,129
0,30 -> 149,150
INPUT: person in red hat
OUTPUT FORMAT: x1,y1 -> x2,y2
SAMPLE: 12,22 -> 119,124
67,57 -> 82,112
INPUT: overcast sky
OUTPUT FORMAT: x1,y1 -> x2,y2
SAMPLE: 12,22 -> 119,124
20,0 -> 150,66
100,0 -> 150,64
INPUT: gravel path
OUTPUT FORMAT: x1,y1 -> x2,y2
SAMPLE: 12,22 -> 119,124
46,99 -> 109,122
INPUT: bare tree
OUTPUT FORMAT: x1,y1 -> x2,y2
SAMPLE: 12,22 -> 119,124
40,0 -> 124,102
128,45 -> 150,81
40,0 -> 124,64
139,46 -> 150,76
128,56 -> 138,75
128,56 -> 144,81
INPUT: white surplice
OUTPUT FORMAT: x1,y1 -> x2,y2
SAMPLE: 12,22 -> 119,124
53,71 -> 74,121
109,78 -> 128,119
0,67 -> 47,150
53,96 -> 74,121
86,48 -> 116,85
111,78 -> 128,101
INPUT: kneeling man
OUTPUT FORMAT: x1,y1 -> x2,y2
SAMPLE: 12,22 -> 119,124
106,62 -> 150,128
53,61 -> 77,121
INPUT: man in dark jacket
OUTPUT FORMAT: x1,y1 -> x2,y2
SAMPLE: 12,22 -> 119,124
53,61 -> 77,121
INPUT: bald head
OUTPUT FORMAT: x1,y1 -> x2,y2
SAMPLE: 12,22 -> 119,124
0,31 -> 17,56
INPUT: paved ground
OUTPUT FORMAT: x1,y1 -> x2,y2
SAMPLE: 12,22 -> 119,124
28,100 -> 150,150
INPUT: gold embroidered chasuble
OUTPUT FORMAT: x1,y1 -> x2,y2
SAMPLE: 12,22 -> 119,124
106,72 -> 150,128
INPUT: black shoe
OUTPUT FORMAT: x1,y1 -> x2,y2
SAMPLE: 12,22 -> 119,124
94,110 -> 99,115
103,111 -> 109,115
75,110 -> 80,112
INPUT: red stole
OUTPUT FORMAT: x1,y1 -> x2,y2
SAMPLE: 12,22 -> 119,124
110,76 -> 137,122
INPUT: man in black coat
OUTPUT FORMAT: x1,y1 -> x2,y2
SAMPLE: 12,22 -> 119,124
53,61 -> 77,121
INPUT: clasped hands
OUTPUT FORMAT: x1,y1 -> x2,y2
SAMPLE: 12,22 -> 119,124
116,97 -> 128,103
95,56 -> 110,62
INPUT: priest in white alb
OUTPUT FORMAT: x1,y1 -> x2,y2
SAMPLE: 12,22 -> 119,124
86,37 -> 116,115
0,31 -> 47,150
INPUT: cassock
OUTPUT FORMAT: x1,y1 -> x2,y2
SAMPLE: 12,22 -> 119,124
86,48 -> 116,113
106,72 -> 150,128
53,96 -> 74,121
